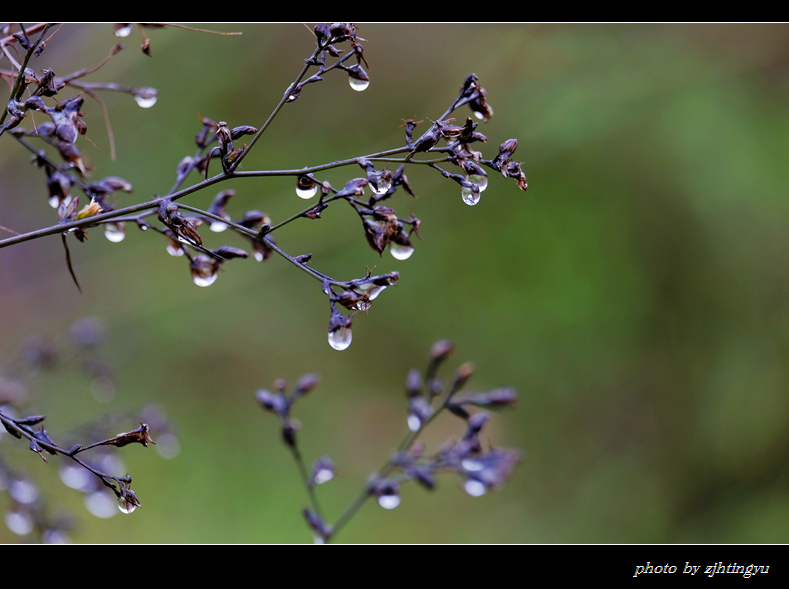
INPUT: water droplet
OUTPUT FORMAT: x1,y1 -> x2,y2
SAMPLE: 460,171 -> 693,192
349,77 -> 370,92
193,273 -> 218,287
5,511 -> 33,535
407,414 -> 421,432
254,251 -> 265,262
464,479 -> 487,497
313,536 -> 325,544
390,243 -> 414,260
49,195 -> 72,209
468,174 -> 488,192
286,93 -> 299,102
115,24 -> 133,37
166,243 -> 184,256
134,88 -> 158,108
296,184 -> 318,199
461,458 -> 484,472
461,184 -> 481,206
84,491 -> 117,518
378,494 -> 400,509
118,497 -> 137,514
314,468 -> 334,485
104,223 -> 125,242
473,111 -> 485,120
328,327 -> 352,351
210,220 -> 229,232
370,176 -> 391,195
365,285 -> 385,300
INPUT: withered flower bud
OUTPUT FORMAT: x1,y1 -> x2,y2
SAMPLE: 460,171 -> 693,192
292,373 -> 320,400
231,125 -> 257,139
469,84 -> 493,122
464,412 -> 489,440
256,389 -> 288,415
212,246 -> 249,260
281,417 -> 299,447
430,340 -> 455,363
452,362 -> 476,392
158,201 -> 202,247
105,423 -> 156,448
406,369 -> 422,398
189,254 -> 221,287
207,190 -> 234,231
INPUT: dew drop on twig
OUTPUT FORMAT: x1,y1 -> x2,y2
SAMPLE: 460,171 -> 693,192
390,243 -> 414,260
464,479 -> 487,497
296,185 -> 318,199
118,497 -> 137,514
378,494 -> 401,509
328,327 -> 352,351
349,77 -> 370,92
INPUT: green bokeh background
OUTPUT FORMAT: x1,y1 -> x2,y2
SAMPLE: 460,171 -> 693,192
2,23 -> 789,543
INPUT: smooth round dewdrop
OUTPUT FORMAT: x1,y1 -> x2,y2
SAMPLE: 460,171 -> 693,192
134,88 -> 158,108
461,184 -> 481,206
349,77 -> 370,92
104,223 -> 125,242
328,326 -> 352,351
118,497 -> 137,514
464,479 -> 487,497
390,243 -> 414,260
377,494 -> 400,509
296,184 -> 318,199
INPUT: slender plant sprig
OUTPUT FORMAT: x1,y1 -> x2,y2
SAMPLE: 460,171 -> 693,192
0,410 -> 151,513
0,23 -> 528,353
0,317 -> 170,538
257,339 -> 520,543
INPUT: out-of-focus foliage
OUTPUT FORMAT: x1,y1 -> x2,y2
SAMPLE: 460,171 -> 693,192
2,23 -> 789,543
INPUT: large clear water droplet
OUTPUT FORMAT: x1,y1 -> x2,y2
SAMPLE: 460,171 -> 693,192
468,174 -> 488,192
349,77 -> 370,92
461,184 -> 481,206
464,479 -> 487,497
115,24 -> 133,37
134,88 -> 158,108
461,458 -> 484,472
210,220 -> 229,232
104,223 -> 125,242
370,176 -> 391,195
407,414 -> 422,432
378,494 -> 400,509
118,497 -> 137,514
166,243 -> 184,257
365,285 -> 385,300
328,327 -> 352,351
390,243 -> 414,260
473,111 -> 485,120
193,273 -> 218,288
5,511 -> 33,535
296,184 -> 318,199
